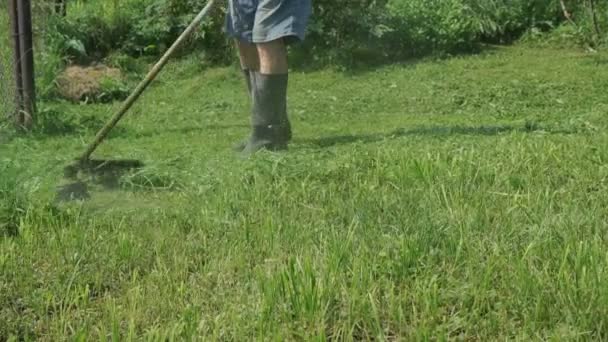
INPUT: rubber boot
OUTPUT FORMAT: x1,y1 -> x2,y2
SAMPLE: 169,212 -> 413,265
242,68 -> 253,96
242,72 -> 292,155
233,69 -> 254,152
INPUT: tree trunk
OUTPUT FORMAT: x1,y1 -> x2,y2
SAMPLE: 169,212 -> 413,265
588,0 -> 601,38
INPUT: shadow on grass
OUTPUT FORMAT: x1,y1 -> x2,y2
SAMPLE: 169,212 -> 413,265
580,54 -> 608,67
290,43 -> 501,75
300,123 -> 577,149
133,124 -> 249,138
56,161 -> 182,203
30,105 -> 247,139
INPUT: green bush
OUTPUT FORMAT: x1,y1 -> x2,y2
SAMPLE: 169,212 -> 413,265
46,10 -> 134,63
299,0 -> 393,64
386,0 -> 480,56
41,0 -> 608,69
464,0 -> 561,41
299,0 -> 565,64
47,0 -> 231,63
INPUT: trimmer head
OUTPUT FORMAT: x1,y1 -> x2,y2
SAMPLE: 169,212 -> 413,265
56,159 -> 144,202
56,181 -> 91,202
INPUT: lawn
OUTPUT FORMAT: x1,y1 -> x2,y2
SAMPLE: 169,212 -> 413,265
1,44 -> 608,340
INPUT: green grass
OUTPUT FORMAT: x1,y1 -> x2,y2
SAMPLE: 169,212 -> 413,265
1,11 -> 16,122
1,45 -> 608,340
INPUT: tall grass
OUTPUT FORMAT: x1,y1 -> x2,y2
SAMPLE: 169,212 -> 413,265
0,165 -> 29,238
1,44 -> 608,339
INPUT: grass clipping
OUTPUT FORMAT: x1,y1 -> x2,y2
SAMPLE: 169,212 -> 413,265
55,64 -> 127,103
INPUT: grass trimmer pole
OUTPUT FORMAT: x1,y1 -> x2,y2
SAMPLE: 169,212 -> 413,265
78,0 -> 217,163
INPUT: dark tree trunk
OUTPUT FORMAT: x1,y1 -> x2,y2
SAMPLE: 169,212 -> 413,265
588,0 -> 601,39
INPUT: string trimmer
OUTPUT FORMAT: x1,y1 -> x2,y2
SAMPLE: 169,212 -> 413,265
57,0 -> 217,201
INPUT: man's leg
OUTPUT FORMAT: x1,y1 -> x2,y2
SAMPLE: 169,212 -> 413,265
227,0 -> 310,154
257,39 -> 287,74
236,40 -> 259,95
241,38 -> 292,155
232,41 -> 260,151
255,38 -> 291,140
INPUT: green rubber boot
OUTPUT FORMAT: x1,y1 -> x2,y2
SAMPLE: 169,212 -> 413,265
242,72 -> 292,156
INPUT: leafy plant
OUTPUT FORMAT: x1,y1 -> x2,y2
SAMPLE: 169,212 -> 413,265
26,0 -> 608,88
97,76 -> 129,103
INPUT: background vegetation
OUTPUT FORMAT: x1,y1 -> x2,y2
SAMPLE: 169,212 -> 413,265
43,0 -> 608,60
1,0 -> 607,102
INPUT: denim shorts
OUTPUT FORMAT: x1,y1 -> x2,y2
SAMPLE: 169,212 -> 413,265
225,0 -> 312,44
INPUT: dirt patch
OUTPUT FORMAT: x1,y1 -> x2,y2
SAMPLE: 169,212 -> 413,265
56,64 -> 125,102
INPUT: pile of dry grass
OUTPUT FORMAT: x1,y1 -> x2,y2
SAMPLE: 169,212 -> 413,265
55,64 -> 123,102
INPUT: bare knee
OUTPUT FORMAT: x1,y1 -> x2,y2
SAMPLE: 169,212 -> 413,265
236,40 -> 260,71
257,39 -> 288,74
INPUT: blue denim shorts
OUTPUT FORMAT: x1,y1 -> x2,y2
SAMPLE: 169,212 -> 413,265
225,0 -> 311,44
